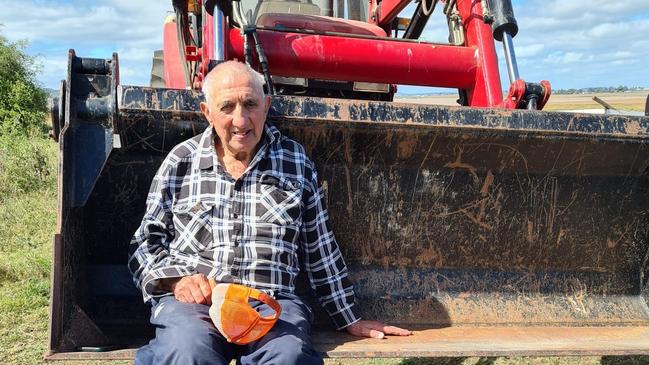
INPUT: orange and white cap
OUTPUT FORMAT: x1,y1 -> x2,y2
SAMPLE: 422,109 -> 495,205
208,281 -> 282,345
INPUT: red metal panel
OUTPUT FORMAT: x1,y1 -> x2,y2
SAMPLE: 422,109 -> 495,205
203,12 -> 214,62
456,0 -> 503,107
227,29 -> 478,90
257,14 -> 387,37
163,22 -> 186,89
376,0 -> 412,28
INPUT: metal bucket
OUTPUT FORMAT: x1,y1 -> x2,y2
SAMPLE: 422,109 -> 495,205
48,51 -> 649,359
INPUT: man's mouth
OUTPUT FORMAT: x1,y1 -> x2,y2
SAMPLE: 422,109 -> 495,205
232,129 -> 251,137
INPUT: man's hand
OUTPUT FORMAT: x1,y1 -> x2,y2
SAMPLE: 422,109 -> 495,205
159,273 -> 213,305
345,320 -> 411,339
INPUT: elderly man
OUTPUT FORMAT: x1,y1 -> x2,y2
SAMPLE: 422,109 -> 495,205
128,61 -> 410,364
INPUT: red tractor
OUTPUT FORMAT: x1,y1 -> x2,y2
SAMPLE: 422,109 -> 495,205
155,0 -> 549,108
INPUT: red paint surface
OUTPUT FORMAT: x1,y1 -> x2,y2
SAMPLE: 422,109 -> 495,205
457,0 -> 503,107
227,28 -> 478,91
163,22 -> 186,89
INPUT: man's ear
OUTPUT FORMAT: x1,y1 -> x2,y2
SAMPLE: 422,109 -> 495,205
200,101 -> 210,119
264,95 -> 271,114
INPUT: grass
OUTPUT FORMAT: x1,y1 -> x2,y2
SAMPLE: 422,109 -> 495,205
1,138 -> 649,364
0,135 -> 56,365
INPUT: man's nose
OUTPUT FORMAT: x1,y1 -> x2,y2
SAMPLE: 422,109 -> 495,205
232,104 -> 248,126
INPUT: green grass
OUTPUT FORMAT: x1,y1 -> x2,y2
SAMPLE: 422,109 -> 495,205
0,135 -> 56,365
1,138 -> 649,364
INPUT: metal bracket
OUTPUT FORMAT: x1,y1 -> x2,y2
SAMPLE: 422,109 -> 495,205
445,0 -> 465,46
504,79 -> 551,110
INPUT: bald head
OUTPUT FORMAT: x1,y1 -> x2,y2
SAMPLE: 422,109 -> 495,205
202,61 -> 266,103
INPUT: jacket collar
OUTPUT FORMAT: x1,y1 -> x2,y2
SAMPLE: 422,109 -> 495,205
197,122 -> 281,170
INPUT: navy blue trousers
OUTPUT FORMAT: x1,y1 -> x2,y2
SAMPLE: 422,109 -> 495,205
134,294 -> 323,365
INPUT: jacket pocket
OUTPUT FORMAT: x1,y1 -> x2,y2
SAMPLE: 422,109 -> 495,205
171,201 -> 215,252
257,174 -> 302,226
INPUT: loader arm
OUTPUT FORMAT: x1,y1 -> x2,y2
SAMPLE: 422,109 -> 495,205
168,0 -> 523,107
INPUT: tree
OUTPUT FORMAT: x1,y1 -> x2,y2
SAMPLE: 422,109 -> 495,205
0,30 -> 48,137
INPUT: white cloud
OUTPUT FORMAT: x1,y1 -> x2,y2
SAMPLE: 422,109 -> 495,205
515,44 -> 544,58
403,0 -> 649,89
118,47 -> 157,63
497,0 -> 649,88
36,54 -> 68,89
0,0 -> 170,87
6,1 -> 169,44
543,51 -> 592,65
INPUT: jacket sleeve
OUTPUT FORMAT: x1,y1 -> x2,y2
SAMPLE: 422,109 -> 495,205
127,157 -> 195,304
299,159 -> 361,330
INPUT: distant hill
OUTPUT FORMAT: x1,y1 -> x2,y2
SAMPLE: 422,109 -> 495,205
44,88 -> 58,99
397,86 -> 648,98
553,86 -> 648,95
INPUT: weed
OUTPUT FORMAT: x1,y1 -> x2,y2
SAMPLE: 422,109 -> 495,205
0,135 -> 56,200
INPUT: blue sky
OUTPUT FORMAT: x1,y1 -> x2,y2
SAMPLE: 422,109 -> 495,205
1,0 -> 648,95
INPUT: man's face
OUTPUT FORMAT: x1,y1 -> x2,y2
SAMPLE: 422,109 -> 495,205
201,73 -> 270,159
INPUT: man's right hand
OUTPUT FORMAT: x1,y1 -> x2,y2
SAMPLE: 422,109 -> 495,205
159,273 -> 213,305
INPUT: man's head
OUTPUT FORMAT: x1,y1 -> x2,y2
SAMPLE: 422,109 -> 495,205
200,61 -> 270,161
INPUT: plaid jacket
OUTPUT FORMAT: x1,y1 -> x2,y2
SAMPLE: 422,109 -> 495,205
128,123 -> 360,329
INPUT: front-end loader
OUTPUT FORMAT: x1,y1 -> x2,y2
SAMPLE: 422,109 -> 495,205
47,0 -> 649,360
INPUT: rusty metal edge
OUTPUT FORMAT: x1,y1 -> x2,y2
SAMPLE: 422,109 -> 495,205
43,348 -> 649,360
117,102 -> 649,143
274,115 -> 649,143
116,105 -> 649,147
44,326 -> 649,359
45,348 -> 136,361
115,86 -> 649,129
46,233 -> 63,358
47,51 -> 75,356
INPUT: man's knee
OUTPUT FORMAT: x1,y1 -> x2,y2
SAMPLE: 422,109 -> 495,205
147,297 -> 230,364
273,334 -> 323,365
242,332 -> 322,365
150,322 -> 228,364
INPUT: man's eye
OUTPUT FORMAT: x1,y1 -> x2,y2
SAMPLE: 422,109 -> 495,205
220,104 -> 234,112
244,100 -> 258,109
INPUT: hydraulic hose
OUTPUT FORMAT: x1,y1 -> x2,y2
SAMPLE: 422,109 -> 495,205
420,0 -> 437,17
251,31 -> 275,95
233,0 -> 275,95
403,0 -> 435,39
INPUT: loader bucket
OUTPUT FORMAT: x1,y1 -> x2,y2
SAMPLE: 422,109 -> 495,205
48,51 -> 649,359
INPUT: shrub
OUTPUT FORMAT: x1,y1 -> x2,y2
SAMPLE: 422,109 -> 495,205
0,135 -> 57,199
0,33 -> 48,137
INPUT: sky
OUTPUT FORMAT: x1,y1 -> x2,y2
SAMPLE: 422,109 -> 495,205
0,0 -> 648,95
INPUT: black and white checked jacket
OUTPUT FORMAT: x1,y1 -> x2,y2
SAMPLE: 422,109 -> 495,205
128,123 -> 360,329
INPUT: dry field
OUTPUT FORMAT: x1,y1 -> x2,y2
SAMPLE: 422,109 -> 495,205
396,91 -> 649,113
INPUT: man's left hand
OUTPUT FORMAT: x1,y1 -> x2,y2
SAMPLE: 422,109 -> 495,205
345,320 -> 411,339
